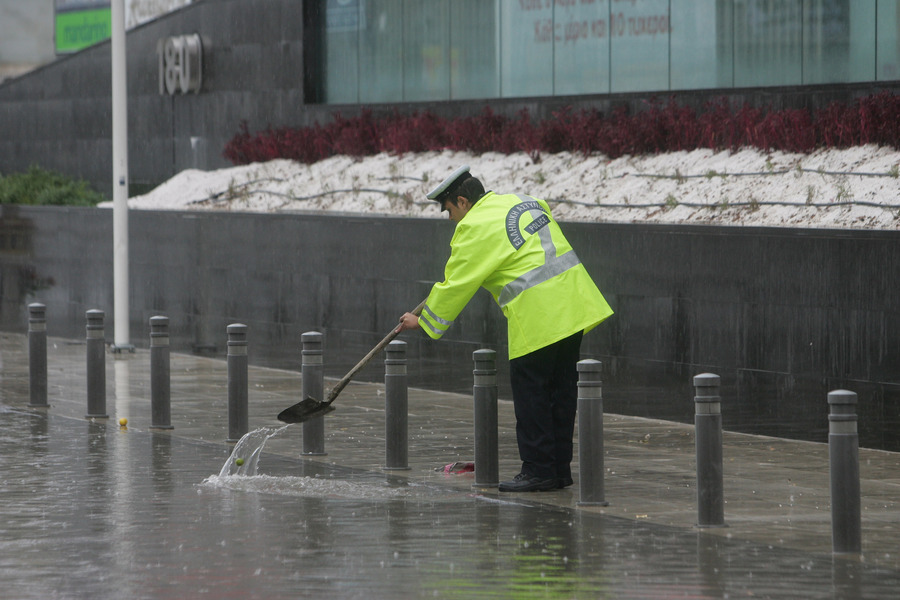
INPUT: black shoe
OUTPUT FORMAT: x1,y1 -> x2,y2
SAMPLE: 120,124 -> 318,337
558,476 -> 574,489
498,473 -> 558,492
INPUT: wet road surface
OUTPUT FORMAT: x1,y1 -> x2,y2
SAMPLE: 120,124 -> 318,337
1,333 -> 898,598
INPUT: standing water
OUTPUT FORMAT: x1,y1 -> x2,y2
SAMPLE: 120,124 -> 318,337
1,406 -> 897,599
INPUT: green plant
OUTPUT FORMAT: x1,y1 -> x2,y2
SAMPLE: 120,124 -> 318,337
835,180 -> 851,203
225,177 -> 251,203
0,165 -> 105,206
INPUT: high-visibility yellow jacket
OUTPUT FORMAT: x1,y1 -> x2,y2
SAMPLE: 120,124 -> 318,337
419,191 -> 613,359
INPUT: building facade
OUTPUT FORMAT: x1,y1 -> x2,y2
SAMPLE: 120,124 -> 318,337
314,0 -> 900,104
0,0 -> 898,196
0,1 -> 55,83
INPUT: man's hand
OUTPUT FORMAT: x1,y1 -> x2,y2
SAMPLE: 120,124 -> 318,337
397,312 -> 421,332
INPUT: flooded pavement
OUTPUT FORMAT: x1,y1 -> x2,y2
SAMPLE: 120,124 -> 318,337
1,333 -> 899,598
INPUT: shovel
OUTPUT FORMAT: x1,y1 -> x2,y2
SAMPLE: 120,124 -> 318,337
276,299 -> 427,424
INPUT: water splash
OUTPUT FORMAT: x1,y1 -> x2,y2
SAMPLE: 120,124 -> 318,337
218,425 -> 290,477
202,474 -> 419,499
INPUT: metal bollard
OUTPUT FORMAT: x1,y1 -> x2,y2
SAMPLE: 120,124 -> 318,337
28,303 -> 48,407
473,349 -> 499,487
694,373 -> 725,527
828,389 -> 861,554
577,359 -> 607,506
384,340 -> 409,470
301,332 -> 326,455
226,324 -> 248,443
85,310 -> 108,419
149,316 -> 173,429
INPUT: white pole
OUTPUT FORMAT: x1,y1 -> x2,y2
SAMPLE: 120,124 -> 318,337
111,0 -> 132,351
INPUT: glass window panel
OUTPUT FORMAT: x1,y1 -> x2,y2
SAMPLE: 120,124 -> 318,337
403,1 -> 450,102
845,0 -> 876,81
553,0 -> 610,95
450,0 -> 499,100
803,0 -> 873,84
320,0 -> 890,105
323,0 -> 361,104
733,0 -> 802,87
671,0 -> 733,90
499,0 -> 554,97
609,0 -> 670,93
876,0 -> 900,80
358,0 -> 404,103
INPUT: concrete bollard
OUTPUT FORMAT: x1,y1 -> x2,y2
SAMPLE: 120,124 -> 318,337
149,316 -> 173,430
384,340 -> 409,470
828,389 -> 861,554
577,359 -> 607,506
472,349 -> 499,487
694,373 -> 725,527
85,310 -> 108,419
226,324 -> 249,443
28,303 -> 48,408
301,332 -> 326,456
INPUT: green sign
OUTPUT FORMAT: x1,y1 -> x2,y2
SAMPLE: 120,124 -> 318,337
56,7 -> 112,54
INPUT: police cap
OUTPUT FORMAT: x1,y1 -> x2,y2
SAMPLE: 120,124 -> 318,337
426,165 -> 471,202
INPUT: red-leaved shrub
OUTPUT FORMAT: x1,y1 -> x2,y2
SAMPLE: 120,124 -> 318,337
223,93 -> 900,166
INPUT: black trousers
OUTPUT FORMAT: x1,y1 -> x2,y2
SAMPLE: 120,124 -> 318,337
508,331 -> 583,480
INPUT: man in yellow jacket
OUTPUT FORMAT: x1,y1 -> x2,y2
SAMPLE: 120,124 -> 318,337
399,165 -> 613,492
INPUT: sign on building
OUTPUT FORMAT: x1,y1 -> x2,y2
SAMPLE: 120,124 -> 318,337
158,34 -> 203,94
55,0 -> 111,54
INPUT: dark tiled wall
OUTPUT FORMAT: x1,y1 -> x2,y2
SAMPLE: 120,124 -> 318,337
2,205 -> 898,451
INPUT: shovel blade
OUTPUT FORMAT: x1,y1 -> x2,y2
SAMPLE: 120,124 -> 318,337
277,397 -> 336,424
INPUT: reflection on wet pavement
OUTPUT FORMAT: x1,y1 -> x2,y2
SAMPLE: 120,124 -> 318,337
1,411 -> 897,599
1,333 -> 899,598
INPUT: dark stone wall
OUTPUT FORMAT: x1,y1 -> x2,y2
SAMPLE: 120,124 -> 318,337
2,204 -> 898,452
1,0 -> 898,198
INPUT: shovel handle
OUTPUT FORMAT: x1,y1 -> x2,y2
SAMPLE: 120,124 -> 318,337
325,298 -> 427,404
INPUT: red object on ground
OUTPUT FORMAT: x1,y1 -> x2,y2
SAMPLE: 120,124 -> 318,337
439,461 -> 475,474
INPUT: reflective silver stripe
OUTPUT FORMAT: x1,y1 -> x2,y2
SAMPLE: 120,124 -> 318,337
420,318 -> 445,337
497,195 -> 580,307
421,303 -> 451,336
424,304 -> 452,327
499,250 -> 581,307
